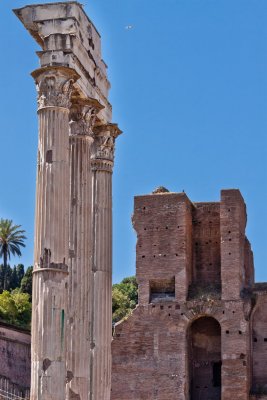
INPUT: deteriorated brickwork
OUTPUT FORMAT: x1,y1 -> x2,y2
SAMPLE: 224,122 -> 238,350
192,203 -> 221,288
0,323 -> 30,397
112,189 -> 267,400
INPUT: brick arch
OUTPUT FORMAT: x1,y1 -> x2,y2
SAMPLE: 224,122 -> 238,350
183,300 -> 224,326
188,316 -> 222,400
251,295 -> 267,394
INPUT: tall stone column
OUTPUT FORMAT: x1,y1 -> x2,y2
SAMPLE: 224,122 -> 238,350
90,124 -> 121,400
31,66 -> 79,400
66,98 -> 103,400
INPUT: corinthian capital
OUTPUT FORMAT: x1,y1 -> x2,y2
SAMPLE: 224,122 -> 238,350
69,98 -> 103,137
91,123 -> 122,165
31,66 -> 80,110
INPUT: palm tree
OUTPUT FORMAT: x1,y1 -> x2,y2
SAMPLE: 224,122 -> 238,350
0,219 -> 26,290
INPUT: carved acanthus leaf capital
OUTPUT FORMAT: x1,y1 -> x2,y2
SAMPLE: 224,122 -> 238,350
69,98 -> 104,136
31,66 -> 80,110
91,123 -> 122,165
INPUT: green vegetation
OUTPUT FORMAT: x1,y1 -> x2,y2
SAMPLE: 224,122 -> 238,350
112,276 -> 138,324
20,266 -> 33,300
0,260 -> 138,329
0,265 -> 33,329
0,271 -> 137,329
0,219 -> 139,329
0,290 -> 31,329
0,219 -> 31,329
0,219 -> 26,290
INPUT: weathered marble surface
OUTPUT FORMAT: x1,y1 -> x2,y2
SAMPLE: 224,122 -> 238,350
14,3 -> 121,400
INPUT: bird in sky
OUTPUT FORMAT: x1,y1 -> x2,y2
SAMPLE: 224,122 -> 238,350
125,25 -> 134,30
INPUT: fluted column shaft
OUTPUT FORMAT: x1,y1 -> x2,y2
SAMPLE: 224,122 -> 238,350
66,99 -> 102,400
90,125 -> 121,400
31,66 -> 79,400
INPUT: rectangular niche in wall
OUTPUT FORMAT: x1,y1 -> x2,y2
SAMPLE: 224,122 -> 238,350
150,277 -> 175,303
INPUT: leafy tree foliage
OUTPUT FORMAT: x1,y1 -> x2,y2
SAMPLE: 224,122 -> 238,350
16,264 -> 25,285
0,264 -> 26,293
20,266 -> 33,300
112,276 -> 138,324
0,267 -> 138,329
0,262 -> 32,328
10,266 -> 19,290
0,219 -> 26,290
0,290 -> 31,329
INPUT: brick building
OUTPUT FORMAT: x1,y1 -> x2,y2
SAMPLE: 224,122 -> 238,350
111,188 -> 267,400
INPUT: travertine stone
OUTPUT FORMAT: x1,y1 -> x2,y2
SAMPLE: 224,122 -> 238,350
14,2 -> 112,123
31,66 -> 79,400
67,98 -> 103,400
15,4 -> 121,400
90,124 -> 121,400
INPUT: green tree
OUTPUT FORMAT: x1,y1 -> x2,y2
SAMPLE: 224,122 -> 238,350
5,265 -> 13,290
16,264 -> 25,286
0,290 -> 17,323
9,266 -> 19,290
20,266 -> 33,300
0,289 -> 31,329
0,265 -> 4,292
12,289 -> 31,327
112,276 -> 138,324
0,264 -> 26,292
0,264 -> 13,292
0,219 -> 26,290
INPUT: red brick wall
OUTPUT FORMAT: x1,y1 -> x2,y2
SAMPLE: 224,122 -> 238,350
252,294 -> 267,392
220,190 -> 247,300
112,304 -> 188,400
112,189 -> 256,400
111,298 -> 251,400
189,316 -> 221,399
133,193 -> 193,304
244,237 -> 254,289
192,203 -> 221,287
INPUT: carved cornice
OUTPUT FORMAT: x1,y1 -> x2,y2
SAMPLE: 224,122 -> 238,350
69,97 -> 103,137
91,123 -> 122,167
31,66 -> 80,110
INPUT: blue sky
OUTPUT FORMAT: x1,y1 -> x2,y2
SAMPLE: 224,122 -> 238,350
0,0 -> 266,283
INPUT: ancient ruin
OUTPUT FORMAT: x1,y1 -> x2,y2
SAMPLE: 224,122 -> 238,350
5,2 -> 266,400
14,3 -> 121,400
2,187 -> 267,400
112,189 -> 267,400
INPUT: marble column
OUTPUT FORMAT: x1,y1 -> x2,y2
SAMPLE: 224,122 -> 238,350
90,124 -> 121,400
66,98 -> 103,400
31,66 -> 79,400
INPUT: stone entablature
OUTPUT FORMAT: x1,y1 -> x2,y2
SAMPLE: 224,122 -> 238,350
14,2 -> 112,123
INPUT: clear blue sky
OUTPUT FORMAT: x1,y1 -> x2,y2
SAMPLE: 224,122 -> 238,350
0,0 -> 266,283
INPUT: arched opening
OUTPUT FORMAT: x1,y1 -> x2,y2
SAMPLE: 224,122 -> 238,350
188,316 -> 221,400
251,297 -> 267,394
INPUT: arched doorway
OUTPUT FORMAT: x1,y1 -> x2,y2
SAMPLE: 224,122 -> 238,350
188,316 -> 221,400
